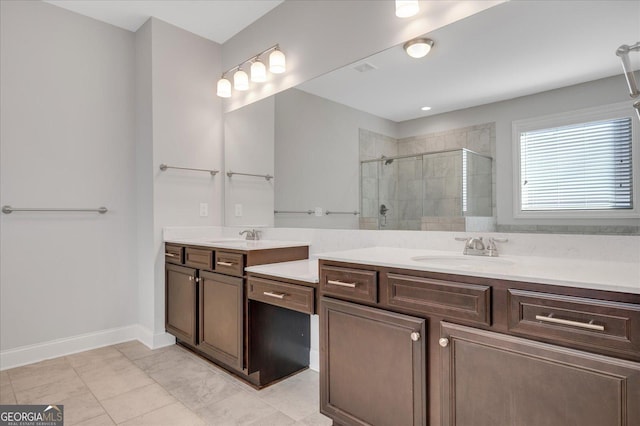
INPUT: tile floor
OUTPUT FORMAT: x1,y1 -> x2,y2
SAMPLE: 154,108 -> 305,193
0,341 -> 332,426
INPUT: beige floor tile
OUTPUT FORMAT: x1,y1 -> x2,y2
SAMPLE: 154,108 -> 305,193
248,411 -> 297,426
257,371 -> 319,420
79,361 -> 154,401
196,391 -> 278,426
135,351 -> 213,391
100,383 -> 176,424
168,370 -> 243,411
67,347 -> 124,370
295,411 -> 333,426
0,382 -> 16,404
73,414 -> 116,426
61,392 -> 107,426
14,374 -> 86,404
114,341 -> 156,361
120,402 -> 206,426
0,370 -> 10,385
7,357 -> 78,393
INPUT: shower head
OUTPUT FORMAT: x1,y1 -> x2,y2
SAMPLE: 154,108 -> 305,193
381,155 -> 394,165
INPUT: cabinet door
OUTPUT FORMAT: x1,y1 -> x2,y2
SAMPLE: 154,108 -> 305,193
198,271 -> 244,371
440,322 -> 640,426
320,297 -> 426,426
165,263 -> 197,345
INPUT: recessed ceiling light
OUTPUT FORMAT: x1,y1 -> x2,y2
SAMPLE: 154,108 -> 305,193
403,38 -> 434,59
421,106 -> 432,111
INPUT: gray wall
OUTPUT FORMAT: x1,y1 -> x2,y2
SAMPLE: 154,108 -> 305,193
274,89 -> 397,229
1,1 -> 137,350
399,75 -> 638,227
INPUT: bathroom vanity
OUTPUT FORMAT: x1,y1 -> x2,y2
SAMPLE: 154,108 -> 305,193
163,238 -> 309,387
316,247 -> 640,426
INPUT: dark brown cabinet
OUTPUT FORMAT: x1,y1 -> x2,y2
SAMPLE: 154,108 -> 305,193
198,271 -> 244,370
440,321 -> 640,426
164,242 -> 309,387
165,263 -> 197,345
319,259 -> 640,426
320,297 -> 426,426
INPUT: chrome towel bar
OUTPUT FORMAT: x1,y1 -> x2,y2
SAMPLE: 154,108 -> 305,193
325,210 -> 359,215
159,164 -> 219,176
226,171 -> 273,181
275,210 -> 314,214
2,206 -> 108,214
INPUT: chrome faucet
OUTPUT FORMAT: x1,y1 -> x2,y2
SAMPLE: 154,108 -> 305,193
455,236 -> 508,257
239,229 -> 260,240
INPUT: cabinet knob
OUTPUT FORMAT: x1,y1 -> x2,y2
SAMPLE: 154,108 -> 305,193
439,337 -> 449,347
410,332 -> 421,342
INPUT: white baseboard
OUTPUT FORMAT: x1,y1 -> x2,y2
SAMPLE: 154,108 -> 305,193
0,324 -> 175,371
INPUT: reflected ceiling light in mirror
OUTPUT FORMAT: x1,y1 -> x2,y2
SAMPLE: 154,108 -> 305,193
216,76 -> 231,98
396,0 -> 419,18
269,47 -> 286,74
234,68 -> 249,90
216,44 -> 285,97
404,38 -> 434,58
251,58 -> 267,82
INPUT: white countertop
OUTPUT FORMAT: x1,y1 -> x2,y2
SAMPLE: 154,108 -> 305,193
316,247 -> 640,295
164,237 -> 309,251
245,259 -> 319,284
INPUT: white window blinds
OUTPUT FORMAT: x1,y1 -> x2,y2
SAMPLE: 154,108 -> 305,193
520,117 -> 633,211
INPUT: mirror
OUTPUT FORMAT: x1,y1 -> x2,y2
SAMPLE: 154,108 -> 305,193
225,0 -> 640,234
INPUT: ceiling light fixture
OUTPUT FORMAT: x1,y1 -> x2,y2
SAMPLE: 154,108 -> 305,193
395,0 -> 419,18
216,44 -> 285,98
421,106 -> 432,111
403,38 -> 434,58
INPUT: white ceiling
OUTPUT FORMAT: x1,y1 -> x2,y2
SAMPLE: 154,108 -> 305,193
43,0 -> 284,44
298,1 -> 640,122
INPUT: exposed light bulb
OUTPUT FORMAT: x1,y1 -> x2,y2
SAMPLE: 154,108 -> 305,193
216,77 -> 231,98
269,49 -> 286,74
403,38 -> 434,59
251,59 -> 267,82
234,69 -> 249,91
396,0 -> 419,18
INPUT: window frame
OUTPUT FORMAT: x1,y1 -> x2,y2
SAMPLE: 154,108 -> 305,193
512,102 -> 639,219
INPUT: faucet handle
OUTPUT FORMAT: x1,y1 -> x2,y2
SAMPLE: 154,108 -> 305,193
486,237 -> 508,256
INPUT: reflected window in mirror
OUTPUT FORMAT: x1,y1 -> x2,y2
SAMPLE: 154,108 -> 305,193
513,102 -> 638,220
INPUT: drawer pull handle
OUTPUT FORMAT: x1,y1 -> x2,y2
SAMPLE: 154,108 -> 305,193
327,279 -> 357,288
535,314 -> 605,331
263,291 -> 286,300
165,252 -> 177,257
217,261 -> 234,267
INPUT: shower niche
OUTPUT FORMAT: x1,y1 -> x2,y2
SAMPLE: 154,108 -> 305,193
360,149 -> 495,231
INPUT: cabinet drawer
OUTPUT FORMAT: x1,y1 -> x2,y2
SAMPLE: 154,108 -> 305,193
215,251 -> 244,277
383,273 -> 491,325
164,244 -> 183,265
248,277 -> 315,314
508,289 -> 640,359
320,265 -> 377,304
184,247 -> 213,270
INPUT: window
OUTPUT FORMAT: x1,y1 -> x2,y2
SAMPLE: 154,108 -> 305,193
513,103 -> 638,218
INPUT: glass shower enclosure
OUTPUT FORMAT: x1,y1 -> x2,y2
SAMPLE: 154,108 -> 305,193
360,149 -> 493,231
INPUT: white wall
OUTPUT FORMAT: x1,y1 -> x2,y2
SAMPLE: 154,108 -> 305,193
0,1 -> 137,352
398,75 -> 638,227
274,89 -> 397,229
147,18 -> 224,336
222,0 -> 503,112
224,96 -> 275,228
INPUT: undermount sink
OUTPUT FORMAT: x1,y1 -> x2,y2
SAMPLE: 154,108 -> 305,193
410,255 -> 514,267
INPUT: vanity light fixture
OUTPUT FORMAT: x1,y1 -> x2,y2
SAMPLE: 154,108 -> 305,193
251,58 -> 267,82
396,0 -> 419,18
233,68 -> 249,91
216,44 -> 285,98
404,38 -> 434,58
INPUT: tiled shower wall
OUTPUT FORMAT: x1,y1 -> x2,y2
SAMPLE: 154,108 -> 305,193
359,123 -> 496,230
